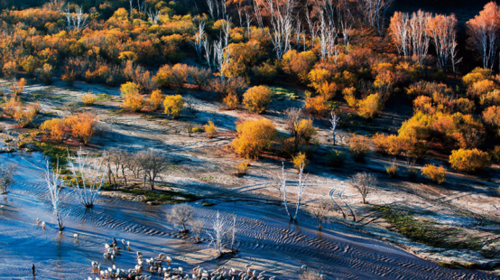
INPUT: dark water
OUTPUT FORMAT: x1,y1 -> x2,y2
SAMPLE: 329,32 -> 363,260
0,151 -> 497,280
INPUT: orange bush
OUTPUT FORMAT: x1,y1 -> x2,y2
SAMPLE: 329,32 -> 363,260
482,105 -> 500,128
163,94 -> 184,119
467,79 -> 498,99
449,148 -> 491,173
149,89 -> 164,111
421,164 -> 446,184
281,50 -> 317,84
65,112 -> 97,145
304,95 -> 329,117
463,67 -> 491,86
223,93 -> 239,109
243,85 -> 273,114
120,82 -> 145,112
232,119 -> 277,159
480,89 -> 500,106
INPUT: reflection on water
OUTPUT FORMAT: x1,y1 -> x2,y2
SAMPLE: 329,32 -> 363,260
0,151 -> 497,280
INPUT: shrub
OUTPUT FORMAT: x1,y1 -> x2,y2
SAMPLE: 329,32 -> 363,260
153,64 -> 173,88
304,95 -> 329,117
482,106 -> 500,129
357,93 -> 382,119
421,164 -> 446,184
13,106 -> 36,128
120,82 -> 145,112
349,135 -> 370,162
204,120 -> 217,138
10,78 -> 25,96
252,61 -> 278,82
149,89 -> 164,111
281,50 -> 317,84
2,96 -> 21,117
463,67 -> 490,86
170,64 -> 190,88
222,93 -> 239,109
36,63 -> 53,84
449,148 -> 491,173
480,89 -> 500,106
81,92 -> 97,105
189,67 -> 212,90
385,163 -> 398,178
40,118 -> 66,142
163,94 -> 184,119
342,86 -> 358,107
467,79 -> 498,99
233,162 -> 248,177
243,85 -> 273,114
324,149 -> 346,167
232,119 -> 277,159
454,98 -> 475,114
65,112 -> 97,145
490,146 -> 500,163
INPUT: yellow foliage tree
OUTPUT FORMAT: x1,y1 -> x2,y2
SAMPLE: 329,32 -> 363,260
449,148 -> 491,173
204,120 -> 217,138
120,82 -> 145,112
163,94 -> 184,118
421,164 -> 446,184
232,119 -> 277,159
243,85 -> 273,114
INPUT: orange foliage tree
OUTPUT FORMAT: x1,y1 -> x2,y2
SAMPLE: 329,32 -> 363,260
149,89 -> 164,111
232,119 -> 277,159
65,112 -> 98,145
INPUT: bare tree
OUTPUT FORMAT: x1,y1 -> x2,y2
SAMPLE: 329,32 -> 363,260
273,162 -> 308,221
137,149 -> 169,190
203,37 -> 212,69
168,204 -> 194,233
192,21 -> 206,59
330,111 -> 340,145
426,14 -> 458,71
229,214 -> 237,252
0,165 -> 15,194
209,211 -> 225,257
389,11 -> 410,58
146,8 -> 161,25
67,148 -> 107,208
187,219 -> 204,243
64,5 -> 89,31
409,10 -> 431,66
311,198 -> 332,231
43,160 -> 64,231
350,172 -> 377,204
261,0 -> 295,58
359,0 -> 394,36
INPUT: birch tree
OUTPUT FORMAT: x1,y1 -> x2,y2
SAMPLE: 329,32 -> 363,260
262,0 -> 295,59
426,14 -> 458,71
359,0 -> 394,36
466,1 -> 500,71
273,162 -> 308,221
389,11 -> 410,57
330,111 -> 340,145
409,10 -> 431,66
43,160 -> 64,231
67,148 -> 108,208
64,6 -> 89,31
0,165 -> 15,194
192,21 -> 206,59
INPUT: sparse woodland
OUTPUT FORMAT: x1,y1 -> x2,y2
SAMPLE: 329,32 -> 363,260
1,0 -> 500,277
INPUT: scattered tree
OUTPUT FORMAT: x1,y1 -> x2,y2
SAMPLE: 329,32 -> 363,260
350,172 -> 377,204
163,94 -> 184,119
232,119 -> 277,159
168,204 -> 194,233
